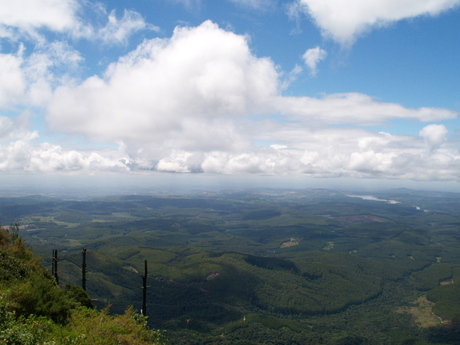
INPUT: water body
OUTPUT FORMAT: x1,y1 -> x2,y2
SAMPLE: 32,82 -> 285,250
346,194 -> 400,204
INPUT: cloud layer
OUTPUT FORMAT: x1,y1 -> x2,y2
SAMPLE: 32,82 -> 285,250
42,21 -> 459,180
0,1 -> 459,184
2,121 -> 458,182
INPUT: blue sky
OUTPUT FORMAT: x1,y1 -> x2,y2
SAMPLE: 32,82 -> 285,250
1,0 -> 460,191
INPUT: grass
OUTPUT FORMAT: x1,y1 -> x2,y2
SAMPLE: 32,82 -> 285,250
397,296 -> 441,328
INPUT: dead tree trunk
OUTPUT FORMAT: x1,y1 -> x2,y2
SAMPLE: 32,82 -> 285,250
141,259 -> 148,317
52,249 -> 59,285
82,248 -> 87,291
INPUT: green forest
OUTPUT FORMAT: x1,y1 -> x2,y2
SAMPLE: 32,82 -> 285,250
1,188 -> 460,344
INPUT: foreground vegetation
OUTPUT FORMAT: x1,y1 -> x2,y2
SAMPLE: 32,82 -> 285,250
0,228 -> 165,345
2,188 -> 460,344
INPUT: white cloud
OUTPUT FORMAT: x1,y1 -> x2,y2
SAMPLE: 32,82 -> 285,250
0,115 -> 35,140
302,46 -> 327,75
0,118 -> 459,181
0,52 -> 25,108
0,133 -> 130,173
149,126 -> 460,181
0,0 -> 79,39
276,93 -> 457,125
47,21 -> 279,148
40,21 -> 460,181
47,21 -> 456,150
0,0 -> 152,44
0,19 -> 458,182
419,124 -> 448,153
25,41 -> 83,106
0,116 -> 104,173
0,41 -> 83,110
93,9 -> 158,45
281,64 -> 303,89
0,2 -> 150,110
295,0 -> 460,45
157,151 -> 198,173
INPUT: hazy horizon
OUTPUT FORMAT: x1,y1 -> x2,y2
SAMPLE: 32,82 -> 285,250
1,173 -> 459,199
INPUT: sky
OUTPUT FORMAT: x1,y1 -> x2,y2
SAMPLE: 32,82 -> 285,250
1,0 -> 460,192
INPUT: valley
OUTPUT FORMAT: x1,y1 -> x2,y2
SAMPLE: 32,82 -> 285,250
1,188 -> 460,344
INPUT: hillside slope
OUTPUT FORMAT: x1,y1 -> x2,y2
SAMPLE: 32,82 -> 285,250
0,227 -> 166,345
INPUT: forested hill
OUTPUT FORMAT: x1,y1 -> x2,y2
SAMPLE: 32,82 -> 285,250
0,227 -> 166,345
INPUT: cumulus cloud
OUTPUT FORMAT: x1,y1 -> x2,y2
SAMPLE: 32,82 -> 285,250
0,140 -> 130,173
47,21 -> 279,148
127,126 -> 460,181
47,21 -> 456,146
419,124 -> 448,153
0,117 -> 459,181
302,46 -> 327,75
0,117 -> 129,173
294,0 -> 460,45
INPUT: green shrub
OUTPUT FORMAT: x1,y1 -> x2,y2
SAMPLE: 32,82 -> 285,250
0,299 -> 53,345
52,306 -> 167,345
7,271 -> 73,324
